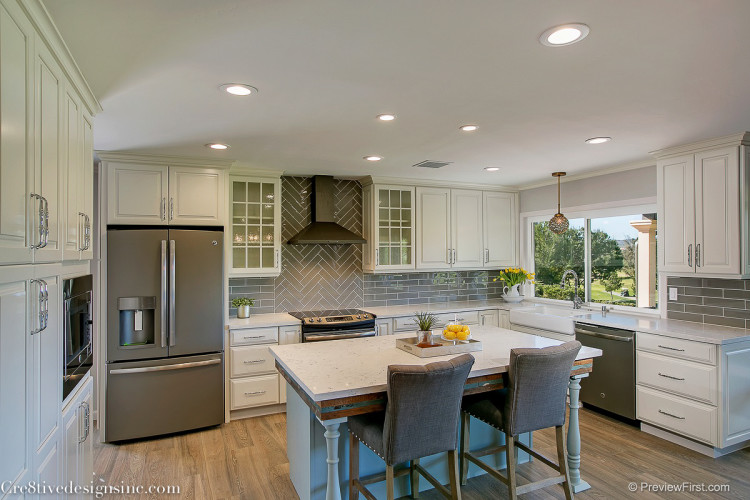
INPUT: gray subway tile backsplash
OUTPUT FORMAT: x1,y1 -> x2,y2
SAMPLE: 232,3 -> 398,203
666,276 -> 750,329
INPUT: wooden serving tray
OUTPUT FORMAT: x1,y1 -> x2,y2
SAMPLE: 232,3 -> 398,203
396,337 -> 483,358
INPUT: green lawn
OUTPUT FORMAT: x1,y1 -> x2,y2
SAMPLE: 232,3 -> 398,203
590,275 -> 636,304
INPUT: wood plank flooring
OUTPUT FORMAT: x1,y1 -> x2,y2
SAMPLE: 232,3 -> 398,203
94,409 -> 750,499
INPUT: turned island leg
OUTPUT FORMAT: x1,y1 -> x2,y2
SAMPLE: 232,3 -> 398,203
324,421 -> 343,500
567,375 -> 591,493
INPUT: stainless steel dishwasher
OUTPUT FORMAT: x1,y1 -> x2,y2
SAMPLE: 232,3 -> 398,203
574,322 -> 636,421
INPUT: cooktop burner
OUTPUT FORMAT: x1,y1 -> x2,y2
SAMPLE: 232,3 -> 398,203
288,308 -> 376,325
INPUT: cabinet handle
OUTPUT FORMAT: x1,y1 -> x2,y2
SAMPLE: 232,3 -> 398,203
243,359 -> 266,364
658,409 -> 685,420
485,248 -> 489,264
42,196 -> 49,248
447,248 -> 451,265
696,243 -> 701,268
29,279 -> 44,335
161,197 -> 166,221
244,391 -> 267,396
657,344 -> 685,352
275,249 -> 279,268
375,248 -> 379,267
687,244 -> 692,267
83,214 -> 91,250
83,402 -> 90,442
170,198 -> 174,221
78,403 -> 87,443
453,249 -> 457,264
658,372 -> 685,381
30,194 -> 43,249
243,335 -> 264,340
78,213 -> 86,251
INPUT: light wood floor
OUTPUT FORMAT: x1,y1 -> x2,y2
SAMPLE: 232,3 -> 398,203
94,409 -> 750,499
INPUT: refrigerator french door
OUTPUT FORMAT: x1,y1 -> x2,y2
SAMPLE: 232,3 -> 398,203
105,227 -> 224,442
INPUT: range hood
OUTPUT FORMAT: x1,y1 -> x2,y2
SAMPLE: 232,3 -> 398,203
287,175 -> 366,245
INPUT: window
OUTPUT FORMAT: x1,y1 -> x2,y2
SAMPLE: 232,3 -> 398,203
531,213 -> 658,310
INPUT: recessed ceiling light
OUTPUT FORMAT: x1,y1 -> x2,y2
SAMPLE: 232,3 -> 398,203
539,23 -> 590,47
585,137 -> 611,144
206,143 -> 230,150
377,114 -> 396,121
364,155 -> 382,161
484,167 -> 500,172
460,125 -> 478,132
219,83 -> 258,96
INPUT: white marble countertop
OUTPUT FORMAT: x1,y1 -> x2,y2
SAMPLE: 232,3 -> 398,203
227,313 -> 300,330
368,299 -> 530,318
270,325 -> 602,402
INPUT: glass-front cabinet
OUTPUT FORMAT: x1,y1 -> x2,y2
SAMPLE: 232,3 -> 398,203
362,183 -> 415,272
229,176 -> 281,276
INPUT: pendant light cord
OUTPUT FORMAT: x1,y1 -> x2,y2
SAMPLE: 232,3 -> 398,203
557,175 -> 561,213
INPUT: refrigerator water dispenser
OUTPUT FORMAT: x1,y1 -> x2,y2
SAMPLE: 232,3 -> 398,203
118,297 -> 156,346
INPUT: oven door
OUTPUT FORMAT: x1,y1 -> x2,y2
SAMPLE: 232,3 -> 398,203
303,328 -> 376,342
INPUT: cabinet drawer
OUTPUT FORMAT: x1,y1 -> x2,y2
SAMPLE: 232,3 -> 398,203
230,345 -> 277,377
637,386 -> 717,445
435,311 -> 479,326
637,332 -> 716,365
393,316 -> 417,332
637,351 -> 717,405
230,327 -> 278,346
230,375 -> 280,409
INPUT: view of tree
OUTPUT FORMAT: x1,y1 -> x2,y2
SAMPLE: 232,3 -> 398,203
602,274 -> 623,301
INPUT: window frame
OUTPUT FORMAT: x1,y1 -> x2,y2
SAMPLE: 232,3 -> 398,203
522,201 -> 659,315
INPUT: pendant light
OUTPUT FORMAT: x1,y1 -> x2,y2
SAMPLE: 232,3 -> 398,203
549,172 -> 569,234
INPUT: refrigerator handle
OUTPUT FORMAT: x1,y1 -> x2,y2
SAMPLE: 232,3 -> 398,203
161,240 -> 168,348
169,239 -> 176,347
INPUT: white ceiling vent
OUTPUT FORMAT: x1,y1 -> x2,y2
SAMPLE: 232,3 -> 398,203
412,160 -> 453,169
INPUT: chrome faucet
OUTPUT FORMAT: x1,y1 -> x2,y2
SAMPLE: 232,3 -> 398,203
560,269 -> 583,309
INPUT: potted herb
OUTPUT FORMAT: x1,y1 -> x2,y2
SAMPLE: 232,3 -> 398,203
232,297 -> 255,319
414,311 -> 437,347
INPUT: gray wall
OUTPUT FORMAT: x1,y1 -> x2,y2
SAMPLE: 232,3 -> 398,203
519,165 -> 656,214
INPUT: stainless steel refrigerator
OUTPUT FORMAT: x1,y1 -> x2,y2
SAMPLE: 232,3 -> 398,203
105,228 -> 224,442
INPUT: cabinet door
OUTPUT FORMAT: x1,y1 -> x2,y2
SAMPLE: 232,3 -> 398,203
61,398 -> 80,492
498,310 -> 510,330
169,167 -> 225,225
483,191 -> 517,267
107,162 -> 168,225
479,310 -> 499,327
78,380 -> 93,489
80,112 -> 94,259
0,0 -> 34,265
694,147 -> 740,275
451,189 -> 483,268
63,89 -> 82,260
33,41 -> 64,263
416,187 -> 451,269
279,325 -> 301,345
229,177 -> 280,275
375,320 -> 391,336
657,155 -> 695,273
373,186 -> 415,270
0,277 -> 30,490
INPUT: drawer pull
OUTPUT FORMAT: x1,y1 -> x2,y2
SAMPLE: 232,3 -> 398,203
244,391 -> 267,396
657,344 -> 685,352
243,359 -> 266,364
243,335 -> 264,339
658,409 -> 685,420
658,372 -> 685,381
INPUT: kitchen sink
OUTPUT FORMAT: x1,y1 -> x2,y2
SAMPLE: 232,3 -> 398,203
508,304 -> 586,335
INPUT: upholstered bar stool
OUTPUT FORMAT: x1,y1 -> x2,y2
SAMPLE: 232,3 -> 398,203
348,354 -> 475,500
460,341 -> 581,500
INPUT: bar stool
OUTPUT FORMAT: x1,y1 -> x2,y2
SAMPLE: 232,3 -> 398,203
460,341 -> 581,500
348,353 -> 475,500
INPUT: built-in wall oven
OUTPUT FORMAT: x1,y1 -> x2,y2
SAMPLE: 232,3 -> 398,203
63,274 -> 93,400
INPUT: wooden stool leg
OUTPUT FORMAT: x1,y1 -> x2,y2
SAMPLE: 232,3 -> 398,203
505,435 -> 517,500
411,459 -> 420,498
349,433 -> 360,500
448,449 -> 462,500
386,465 -> 395,500
460,412 -> 470,485
556,426 -> 574,500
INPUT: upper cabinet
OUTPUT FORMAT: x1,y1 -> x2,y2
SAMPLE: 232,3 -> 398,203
104,158 -> 227,226
228,175 -> 281,276
362,178 -> 518,273
655,134 -> 750,277
0,0 -> 99,266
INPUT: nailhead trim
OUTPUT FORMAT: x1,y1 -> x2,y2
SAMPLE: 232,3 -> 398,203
350,430 -> 385,459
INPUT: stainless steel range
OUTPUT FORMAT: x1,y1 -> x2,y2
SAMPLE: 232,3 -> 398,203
288,309 -> 377,342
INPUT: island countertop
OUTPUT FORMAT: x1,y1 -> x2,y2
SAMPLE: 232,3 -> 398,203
269,325 -> 602,403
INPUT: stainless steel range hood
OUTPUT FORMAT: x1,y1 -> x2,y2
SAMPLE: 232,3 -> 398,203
287,175 -> 366,245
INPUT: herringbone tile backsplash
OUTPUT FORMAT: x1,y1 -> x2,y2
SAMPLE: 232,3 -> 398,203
229,176 -> 506,316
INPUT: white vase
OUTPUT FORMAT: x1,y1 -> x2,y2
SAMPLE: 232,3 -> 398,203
502,283 -> 524,303
237,305 -> 251,319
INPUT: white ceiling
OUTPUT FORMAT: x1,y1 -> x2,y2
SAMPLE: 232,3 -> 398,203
44,0 -> 750,187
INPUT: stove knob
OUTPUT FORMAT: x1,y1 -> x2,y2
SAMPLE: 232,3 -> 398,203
363,314 -> 369,318
356,315 -> 361,319
316,318 -> 322,322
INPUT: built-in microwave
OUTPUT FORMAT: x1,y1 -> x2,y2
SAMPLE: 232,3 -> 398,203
63,274 -> 93,400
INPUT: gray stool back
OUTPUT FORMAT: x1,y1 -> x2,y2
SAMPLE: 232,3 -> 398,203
505,341 -> 582,436
383,353 -> 475,465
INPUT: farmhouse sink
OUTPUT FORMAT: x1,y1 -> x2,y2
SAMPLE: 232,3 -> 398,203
508,304 -> 585,335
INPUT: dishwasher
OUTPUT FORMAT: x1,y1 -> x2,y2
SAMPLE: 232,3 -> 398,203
574,322 -> 636,421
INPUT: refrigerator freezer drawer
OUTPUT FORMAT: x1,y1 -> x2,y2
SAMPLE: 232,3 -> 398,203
230,375 -> 280,410
105,353 -> 224,442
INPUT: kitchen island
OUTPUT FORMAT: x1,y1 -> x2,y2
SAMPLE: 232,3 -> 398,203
270,326 -> 602,500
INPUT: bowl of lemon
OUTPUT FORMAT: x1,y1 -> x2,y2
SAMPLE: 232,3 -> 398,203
441,324 -> 471,342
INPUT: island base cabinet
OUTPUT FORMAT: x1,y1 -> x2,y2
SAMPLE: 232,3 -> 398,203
62,375 -> 93,499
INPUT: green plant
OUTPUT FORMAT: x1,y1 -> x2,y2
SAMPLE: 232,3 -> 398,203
494,267 -> 533,287
231,297 -> 255,308
414,311 -> 437,331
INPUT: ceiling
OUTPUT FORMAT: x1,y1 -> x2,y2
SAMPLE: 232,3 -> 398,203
43,0 -> 750,187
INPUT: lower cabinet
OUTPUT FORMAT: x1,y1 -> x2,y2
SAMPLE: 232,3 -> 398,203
479,310 -> 499,327
62,374 -> 93,496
